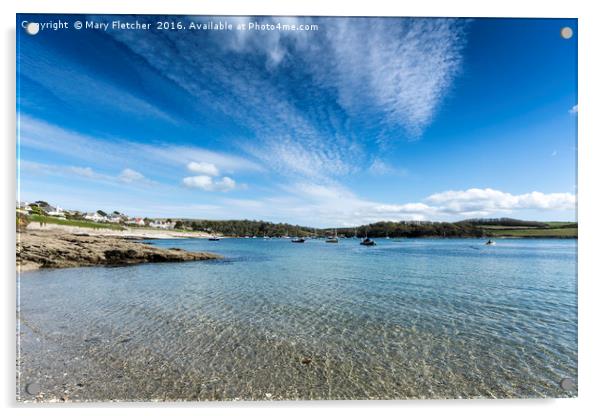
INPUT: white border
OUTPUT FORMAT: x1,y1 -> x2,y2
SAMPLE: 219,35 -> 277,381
2,1 -> 601,415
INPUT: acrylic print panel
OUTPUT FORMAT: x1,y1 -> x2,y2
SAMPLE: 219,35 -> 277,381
16,14 -> 578,401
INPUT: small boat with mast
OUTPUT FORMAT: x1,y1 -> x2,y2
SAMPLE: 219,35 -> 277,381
360,230 -> 375,246
326,228 -> 338,243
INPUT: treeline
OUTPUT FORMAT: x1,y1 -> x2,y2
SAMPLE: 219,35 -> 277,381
335,221 -> 485,238
173,218 -> 574,238
177,219 -> 316,237
176,219 -> 486,238
456,218 -> 548,228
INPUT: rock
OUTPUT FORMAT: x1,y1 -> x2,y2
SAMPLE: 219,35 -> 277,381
301,357 -> 312,365
25,382 -> 41,395
16,230 -> 222,271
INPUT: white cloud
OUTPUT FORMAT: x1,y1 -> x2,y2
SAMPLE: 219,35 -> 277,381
187,161 -> 220,176
182,175 -> 237,192
217,176 -> 236,191
569,104 -> 578,114
426,188 -> 576,215
250,185 -> 576,226
119,168 -> 145,183
182,175 -> 213,190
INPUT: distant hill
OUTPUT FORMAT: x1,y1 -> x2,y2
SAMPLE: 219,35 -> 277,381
455,217 -> 548,228
456,217 -> 577,238
174,217 -> 576,238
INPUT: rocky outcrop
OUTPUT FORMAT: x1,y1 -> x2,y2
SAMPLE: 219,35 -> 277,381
16,230 -> 222,271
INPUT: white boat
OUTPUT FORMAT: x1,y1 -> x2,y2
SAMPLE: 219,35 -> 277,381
326,228 -> 338,243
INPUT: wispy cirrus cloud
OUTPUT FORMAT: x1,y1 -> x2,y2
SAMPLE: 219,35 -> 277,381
118,168 -> 146,183
18,45 -> 176,124
20,160 -> 152,187
18,114 -> 261,182
316,18 -> 468,139
101,17 -> 468,182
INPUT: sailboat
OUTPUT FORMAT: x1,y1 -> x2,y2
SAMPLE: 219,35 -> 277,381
292,237 -> 305,243
360,230 -> 375,246
326,228 -> 338,243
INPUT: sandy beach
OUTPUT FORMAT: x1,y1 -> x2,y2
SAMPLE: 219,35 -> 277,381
25,222 -> 215,239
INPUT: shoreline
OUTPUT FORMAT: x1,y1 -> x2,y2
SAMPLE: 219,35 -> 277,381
24,222 -> 216,239
16,227 -> 222,272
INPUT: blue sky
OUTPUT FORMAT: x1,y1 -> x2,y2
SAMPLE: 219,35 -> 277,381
17,15 -> 577,226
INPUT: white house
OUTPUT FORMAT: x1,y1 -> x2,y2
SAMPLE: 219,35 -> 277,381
46,206 -> 66,218
149,220 -> 175,230
84,212 -> 105,222
106,214 -> 123,224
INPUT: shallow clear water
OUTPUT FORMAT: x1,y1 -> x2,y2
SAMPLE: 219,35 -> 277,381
17,238 -> 577,401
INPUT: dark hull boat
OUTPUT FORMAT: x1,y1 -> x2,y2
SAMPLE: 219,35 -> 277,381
292,238 -> 305,243
360,238 -> 375,246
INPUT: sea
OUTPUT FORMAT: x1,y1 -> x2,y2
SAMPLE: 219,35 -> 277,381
17,237 -> 577,401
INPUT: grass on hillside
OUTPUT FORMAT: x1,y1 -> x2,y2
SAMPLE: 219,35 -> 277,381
485,227 -> 577,238
545,222 -> 578,228
28,214 -> 125,230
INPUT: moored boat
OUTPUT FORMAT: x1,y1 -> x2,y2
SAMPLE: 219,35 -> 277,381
360,237 -> 375,246
325,228 -> 338,243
